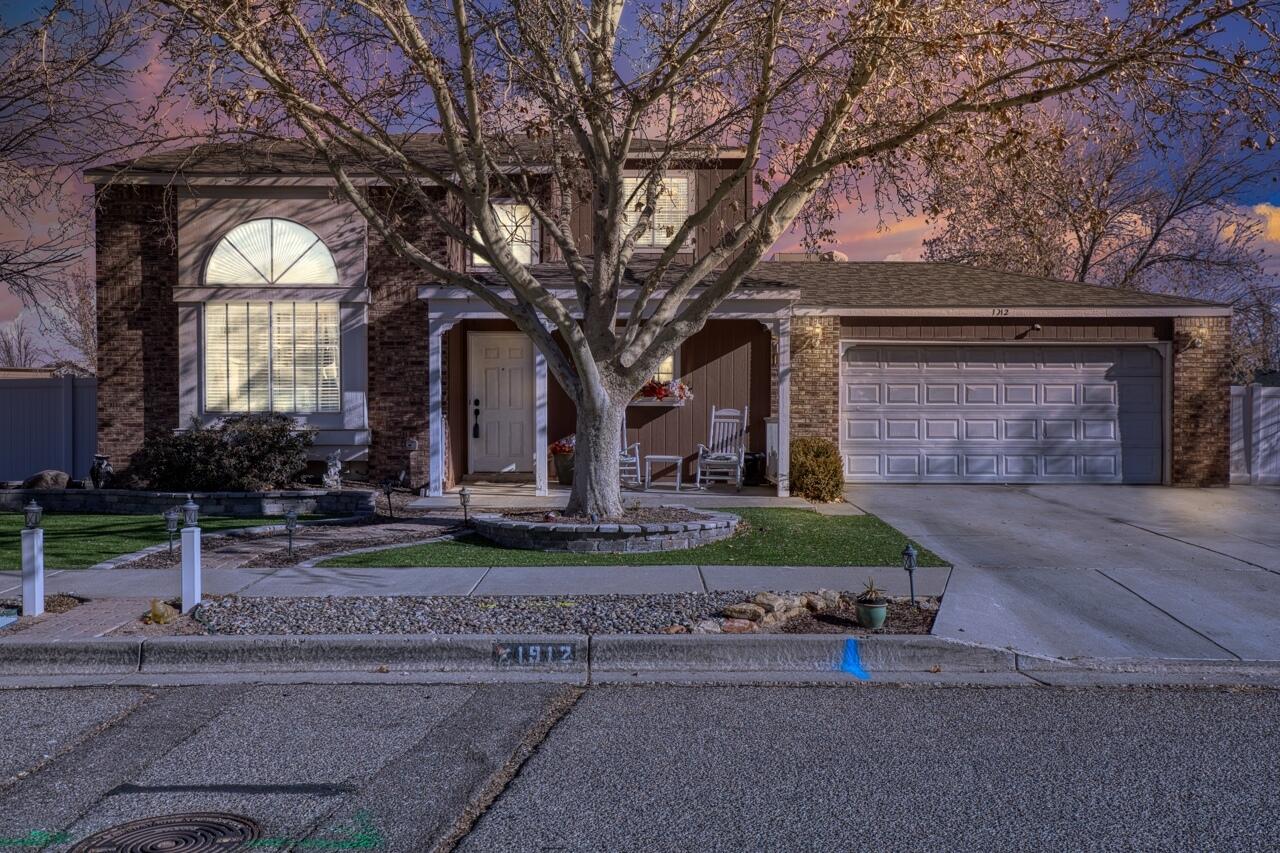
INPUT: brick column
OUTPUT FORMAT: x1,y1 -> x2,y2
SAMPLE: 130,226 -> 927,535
95,185 -> 179,475
787,316 -> 841,444
1171,315 -> 1231,486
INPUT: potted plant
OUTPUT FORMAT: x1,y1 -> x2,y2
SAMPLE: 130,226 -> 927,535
855,578 -> 889,630
549,435 -> 575,486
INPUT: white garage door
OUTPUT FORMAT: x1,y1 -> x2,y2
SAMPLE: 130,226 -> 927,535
840,344 -> 1164,484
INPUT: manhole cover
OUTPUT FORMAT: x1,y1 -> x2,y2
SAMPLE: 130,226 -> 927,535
69,813 -> 261,853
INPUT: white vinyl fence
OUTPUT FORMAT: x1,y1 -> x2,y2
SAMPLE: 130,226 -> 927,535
0,377 -> 96,481
1231,384 -> 1280,485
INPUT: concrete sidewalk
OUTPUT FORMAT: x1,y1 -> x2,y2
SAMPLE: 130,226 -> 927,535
1,563 -> 950,600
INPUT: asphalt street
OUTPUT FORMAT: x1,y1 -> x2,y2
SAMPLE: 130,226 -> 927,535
0,683 -> 1276,852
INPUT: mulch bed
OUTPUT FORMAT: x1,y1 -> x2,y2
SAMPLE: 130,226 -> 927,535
239,525 -> 463,568
504,507 -> 709,525
776,598 -> 939,635
0,594 -> 86,635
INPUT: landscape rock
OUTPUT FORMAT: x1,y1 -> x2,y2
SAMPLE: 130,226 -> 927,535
802,593 -> 828,612
753,592 -> 787,613
722,602 -> 767,622
661,624 -> 689,634
692,619 -> 723,634
817,588 -> 842,609
22,469 -> 69,490
720,618 -> 758,634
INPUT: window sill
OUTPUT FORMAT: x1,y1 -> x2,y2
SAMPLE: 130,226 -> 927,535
629,398 -> 687,407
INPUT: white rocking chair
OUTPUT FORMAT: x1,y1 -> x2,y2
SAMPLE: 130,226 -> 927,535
696,405 -> 749,491
619,420 -> 641,487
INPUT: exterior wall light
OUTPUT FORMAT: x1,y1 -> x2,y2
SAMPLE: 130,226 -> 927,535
459,487 -> 472,523
23,500 -> 43,530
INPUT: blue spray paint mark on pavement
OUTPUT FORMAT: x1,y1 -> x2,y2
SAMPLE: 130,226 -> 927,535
840,638 -> 870,680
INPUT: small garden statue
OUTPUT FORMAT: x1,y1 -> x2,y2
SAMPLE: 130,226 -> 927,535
323,450 -> 343,490
89,455 -> 113,489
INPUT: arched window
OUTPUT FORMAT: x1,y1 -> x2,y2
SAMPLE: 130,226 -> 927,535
205,218 -> 339,285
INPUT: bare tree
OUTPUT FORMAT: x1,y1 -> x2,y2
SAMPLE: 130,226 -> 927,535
155,0 -> 1280,515
0,317 -> 46,368
923,120 -> 1279,377
0,0 -> 159,368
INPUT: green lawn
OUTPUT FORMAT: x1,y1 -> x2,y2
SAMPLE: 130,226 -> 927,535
0,513 -> 288,570
320,507 -> 947,568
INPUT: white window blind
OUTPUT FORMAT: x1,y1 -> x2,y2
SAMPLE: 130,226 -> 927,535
653,353 -> 677,383
204,302 -> 340,414
621,175 -> 690,248
206,218 -> 339,285
471,203 -> 535,266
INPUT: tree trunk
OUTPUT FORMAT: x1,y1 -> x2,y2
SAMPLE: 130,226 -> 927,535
565,392 -> 627,518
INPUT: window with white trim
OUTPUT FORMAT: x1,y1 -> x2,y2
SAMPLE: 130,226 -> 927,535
206,218 -> 339,285
204,302 -> 341,414
653,352 -> 678,383
621,174 -> 690,248
471,202 -> 536,266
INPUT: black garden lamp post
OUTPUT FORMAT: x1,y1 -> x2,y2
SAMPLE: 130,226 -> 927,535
381,479 -> 397,519
164,508 -> 180,556
284,509 -> 298,556
459,487 -> 472,524
902,542 -> 919,607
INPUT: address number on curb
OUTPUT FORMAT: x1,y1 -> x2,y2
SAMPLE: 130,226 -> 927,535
493,643 -> 577,665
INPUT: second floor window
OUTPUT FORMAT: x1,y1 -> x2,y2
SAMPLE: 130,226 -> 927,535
621,175 -> 690,248
471,203 -> 535,266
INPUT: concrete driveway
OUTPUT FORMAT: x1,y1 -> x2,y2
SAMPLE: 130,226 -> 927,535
848,485 -> 1280,662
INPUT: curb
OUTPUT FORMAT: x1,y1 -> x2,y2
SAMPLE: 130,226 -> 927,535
0,633 -> 1277,686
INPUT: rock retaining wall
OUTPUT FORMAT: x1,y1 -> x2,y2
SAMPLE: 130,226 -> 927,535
472,508 -> 739,552
0,488 -> 376,517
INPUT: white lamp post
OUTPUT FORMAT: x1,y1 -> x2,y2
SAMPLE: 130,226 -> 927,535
284,509 -> 298,556
20,501 -> 44,617
180,495 -> 201,614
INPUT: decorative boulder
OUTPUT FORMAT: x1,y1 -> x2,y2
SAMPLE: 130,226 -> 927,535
22,469 -> 70,490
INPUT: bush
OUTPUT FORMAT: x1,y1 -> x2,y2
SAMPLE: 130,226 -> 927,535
790,436 -> 844,502
135,415 -> 314,491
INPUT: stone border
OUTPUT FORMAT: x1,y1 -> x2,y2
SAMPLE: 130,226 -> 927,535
0,488 -> 375,517
471,506 -> 738,553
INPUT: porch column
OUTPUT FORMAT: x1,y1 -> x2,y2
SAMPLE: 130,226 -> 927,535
534,339 -> 549,496
776,316 -> 791,497
427,319 -> 450,497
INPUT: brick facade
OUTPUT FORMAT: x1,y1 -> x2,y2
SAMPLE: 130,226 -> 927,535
787,316 -> 841,444
364,190 -> 453,487
1171,315 -> 1231,486
95,184 -> 180,473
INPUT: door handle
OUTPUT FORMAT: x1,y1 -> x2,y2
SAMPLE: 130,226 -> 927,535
472,398 -> 481,438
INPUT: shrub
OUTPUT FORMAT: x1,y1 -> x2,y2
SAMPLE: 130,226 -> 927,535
135,415 -> 314,491
790,436 -> 844,502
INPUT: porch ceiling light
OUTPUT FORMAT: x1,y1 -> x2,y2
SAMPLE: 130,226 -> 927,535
23,500 -> 42,530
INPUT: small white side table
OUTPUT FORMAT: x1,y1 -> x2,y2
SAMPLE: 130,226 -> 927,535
644,454 -> 683,491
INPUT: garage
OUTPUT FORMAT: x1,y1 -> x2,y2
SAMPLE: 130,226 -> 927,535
839,343 -> 1165,484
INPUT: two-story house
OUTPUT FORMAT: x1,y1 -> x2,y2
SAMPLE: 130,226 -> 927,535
86,138 -> 1232,497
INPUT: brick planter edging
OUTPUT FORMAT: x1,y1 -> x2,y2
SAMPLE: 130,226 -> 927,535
0,488 -> 376,517
471,507 -> 739,553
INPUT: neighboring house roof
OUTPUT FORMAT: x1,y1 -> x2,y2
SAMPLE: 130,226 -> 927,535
84,137 -> 746,181
0,363 -> 92,379
470,260 -> 1226,312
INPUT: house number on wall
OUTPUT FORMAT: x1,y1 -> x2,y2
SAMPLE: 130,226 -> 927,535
991,307 -> 1011,316
493,642 -> 577,665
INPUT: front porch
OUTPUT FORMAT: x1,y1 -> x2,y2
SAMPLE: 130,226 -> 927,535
420,281 -> 800,499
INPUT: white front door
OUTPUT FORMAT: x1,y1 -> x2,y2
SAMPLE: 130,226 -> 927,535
468,332 -> 534,473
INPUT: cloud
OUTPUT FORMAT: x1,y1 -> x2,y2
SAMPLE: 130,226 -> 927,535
1254,203 -> 1280,243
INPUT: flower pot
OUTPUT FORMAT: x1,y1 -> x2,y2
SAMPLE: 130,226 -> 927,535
553,452 -> 575,486
855,600 -> 887,630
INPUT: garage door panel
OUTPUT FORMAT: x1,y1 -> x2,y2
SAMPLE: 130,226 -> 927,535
840,343 -> 1163,484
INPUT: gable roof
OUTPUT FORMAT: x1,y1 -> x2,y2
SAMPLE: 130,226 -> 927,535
745,261 -> 1226,311
84,137 -> 746,182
